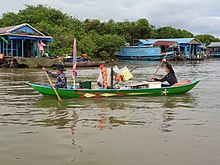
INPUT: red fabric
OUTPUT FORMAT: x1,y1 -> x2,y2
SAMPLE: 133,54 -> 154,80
100,64 -> 107,89
173,80 -> 191,86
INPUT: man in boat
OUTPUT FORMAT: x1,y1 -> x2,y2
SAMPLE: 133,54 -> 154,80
153,59 -> 178,86
42,64 -> 67,88
82,54 -> 89,62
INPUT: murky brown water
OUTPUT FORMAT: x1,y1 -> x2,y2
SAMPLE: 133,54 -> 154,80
0,59 -> 220,165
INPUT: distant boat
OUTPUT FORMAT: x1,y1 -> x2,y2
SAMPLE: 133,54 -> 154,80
116,46 -> 174,60
117,38 -> 206,61
63,57 -> 106,67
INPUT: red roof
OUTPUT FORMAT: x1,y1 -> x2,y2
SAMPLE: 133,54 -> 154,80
153,41 -> 178,47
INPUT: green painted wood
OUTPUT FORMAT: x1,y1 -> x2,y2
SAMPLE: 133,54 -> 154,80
27,80 -> 200,99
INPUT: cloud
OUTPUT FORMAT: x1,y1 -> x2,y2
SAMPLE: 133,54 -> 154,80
0,0 -> 220,37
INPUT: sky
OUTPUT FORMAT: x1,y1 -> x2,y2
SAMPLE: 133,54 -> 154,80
1,0 -> 220,38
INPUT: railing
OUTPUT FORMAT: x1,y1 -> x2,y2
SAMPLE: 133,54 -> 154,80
210,52 -> 220,56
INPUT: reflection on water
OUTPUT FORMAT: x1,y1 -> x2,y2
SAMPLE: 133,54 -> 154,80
161,109 -> 175,132
0,84 -> 197,131
28,93 -> 197,133
161,93 -> 197,108
0,66 -> 198,132
1,59 -> 220,165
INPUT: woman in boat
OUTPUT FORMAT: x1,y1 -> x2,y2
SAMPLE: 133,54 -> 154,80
153,59 -> 178,86
42,64 -> 67,88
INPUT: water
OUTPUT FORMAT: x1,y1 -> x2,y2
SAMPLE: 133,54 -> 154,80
0,59 -> 220,165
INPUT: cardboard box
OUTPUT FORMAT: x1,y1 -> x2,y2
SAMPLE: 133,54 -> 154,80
142,81 -> 161,88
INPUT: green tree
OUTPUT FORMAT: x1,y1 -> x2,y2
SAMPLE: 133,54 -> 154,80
195,34 -> 220,46
96,34 -> 125,59
156,26 -> 193,38
1,4 -> 219,59
132,18 -> 153,39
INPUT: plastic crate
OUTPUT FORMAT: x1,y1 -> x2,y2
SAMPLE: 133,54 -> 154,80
79,81 -> 92,89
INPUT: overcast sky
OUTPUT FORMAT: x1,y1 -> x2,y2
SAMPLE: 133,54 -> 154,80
1,0 -> 220,37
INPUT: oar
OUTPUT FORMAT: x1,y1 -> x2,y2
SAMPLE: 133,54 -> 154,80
44,71 -> 62,101
150,53 -> 168,80
129,66 -> 138,73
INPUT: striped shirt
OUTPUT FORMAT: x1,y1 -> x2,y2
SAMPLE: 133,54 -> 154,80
47,71 -> 67,88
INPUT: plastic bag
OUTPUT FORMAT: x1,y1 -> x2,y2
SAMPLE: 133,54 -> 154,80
119,66 -> 133,81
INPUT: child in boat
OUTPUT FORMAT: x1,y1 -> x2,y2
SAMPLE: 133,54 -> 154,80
42,64 -> 67,88
153,59 -> 178,86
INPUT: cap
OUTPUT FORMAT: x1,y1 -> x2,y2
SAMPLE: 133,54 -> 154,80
54,64 -> 66,71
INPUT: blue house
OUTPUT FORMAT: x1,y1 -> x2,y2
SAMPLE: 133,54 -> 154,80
0,23 -> 53,58
117,39 -> 176,60
117,38 -> 204,60
207,42 -> 220,57
143,38 -> 204,58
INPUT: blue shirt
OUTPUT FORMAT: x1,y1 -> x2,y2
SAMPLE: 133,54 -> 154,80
47,71 -> 67,88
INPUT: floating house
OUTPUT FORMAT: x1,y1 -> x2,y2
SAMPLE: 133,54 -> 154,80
153,41 -> 179,53
207,42 -> 220,57
0,23 -> 53,58
117,38 -> 204,60
143,38 -> 204,58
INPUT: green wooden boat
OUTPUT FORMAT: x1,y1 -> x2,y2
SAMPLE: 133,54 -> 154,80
27,80 -> 200,98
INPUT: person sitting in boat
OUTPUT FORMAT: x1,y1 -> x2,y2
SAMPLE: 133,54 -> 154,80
42,64 -> 67,88
153,59 -> 178,86
82,54 -> 89,62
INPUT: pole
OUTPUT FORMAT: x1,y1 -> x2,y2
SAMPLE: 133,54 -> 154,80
151,53 -> 168,80
44,71 -> 62,101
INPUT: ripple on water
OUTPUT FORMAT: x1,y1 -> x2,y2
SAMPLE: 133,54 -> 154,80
1,60 -> 220,165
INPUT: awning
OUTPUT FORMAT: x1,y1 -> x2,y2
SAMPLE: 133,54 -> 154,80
8,36 -> 53,42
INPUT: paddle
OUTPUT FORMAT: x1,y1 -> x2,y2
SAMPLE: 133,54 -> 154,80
44,71 -> 62,101
150,53 -> 168,80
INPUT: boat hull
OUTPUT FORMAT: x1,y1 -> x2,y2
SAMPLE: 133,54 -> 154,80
64,61 -> 106,67
27,80 -> 200,98
117,46 -> 174,60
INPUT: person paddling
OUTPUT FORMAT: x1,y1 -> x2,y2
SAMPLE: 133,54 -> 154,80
42,64 -> 67,88
153,59 -> 178,86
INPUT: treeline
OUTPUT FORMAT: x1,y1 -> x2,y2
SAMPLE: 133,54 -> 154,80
0,5 -> 219,59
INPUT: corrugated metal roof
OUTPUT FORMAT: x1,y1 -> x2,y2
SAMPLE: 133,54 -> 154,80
138,39 -> 149,44
207,42 -> 220,47
144,38 -> 201,45
0,25 -> 17,34
160,38 -> 195,44
145,39 -> 158,45
0,23 -> 52,39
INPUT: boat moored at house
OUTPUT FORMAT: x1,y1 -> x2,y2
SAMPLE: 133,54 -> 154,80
117,38 -> 205,60
117,39 -> 175,60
